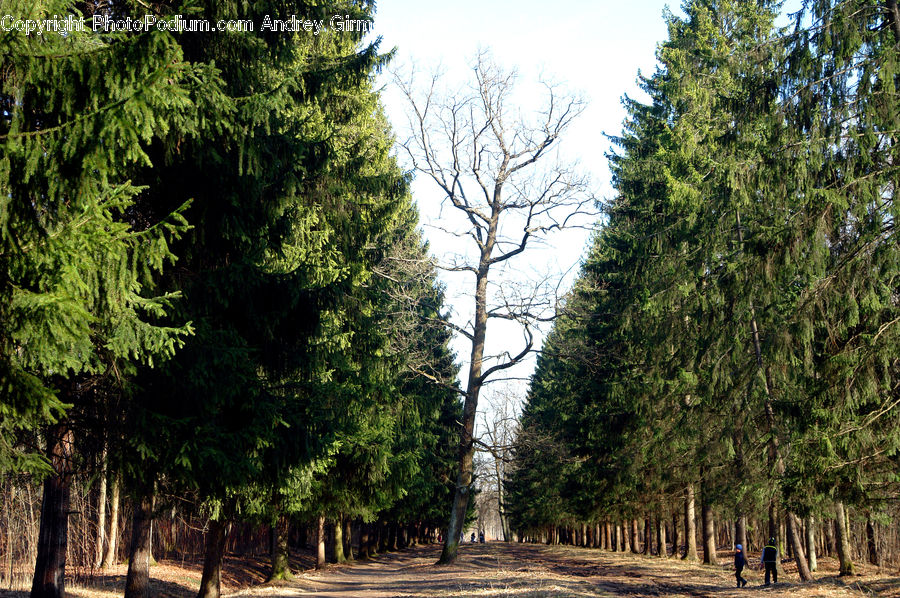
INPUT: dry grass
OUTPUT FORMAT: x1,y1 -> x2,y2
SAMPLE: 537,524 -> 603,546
1,543 -> 897,598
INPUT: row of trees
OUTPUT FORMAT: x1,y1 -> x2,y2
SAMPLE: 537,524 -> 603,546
1,1 -> 464,597
506,0 -> 900,579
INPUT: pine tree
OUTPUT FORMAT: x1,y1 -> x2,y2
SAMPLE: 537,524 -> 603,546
0,3 -> 208,596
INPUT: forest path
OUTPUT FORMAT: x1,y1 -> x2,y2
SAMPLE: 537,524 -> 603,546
226,542 -> 885,598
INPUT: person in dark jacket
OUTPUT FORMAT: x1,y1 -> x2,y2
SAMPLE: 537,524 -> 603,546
734,544 -> 748,587
761,537 -> 778,585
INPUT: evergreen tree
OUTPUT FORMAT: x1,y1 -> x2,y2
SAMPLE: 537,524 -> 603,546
0,3 -> 209,596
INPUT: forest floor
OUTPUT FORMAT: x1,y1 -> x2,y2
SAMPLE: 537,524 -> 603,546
2,543 -> 898,598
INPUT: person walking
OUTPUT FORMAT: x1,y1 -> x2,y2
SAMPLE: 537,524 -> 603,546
761,537 -> 778,586
734,544 -> 748,588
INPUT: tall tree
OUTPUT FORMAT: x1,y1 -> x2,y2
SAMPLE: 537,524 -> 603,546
0,2 -> 202,596
395,51 -> 593,564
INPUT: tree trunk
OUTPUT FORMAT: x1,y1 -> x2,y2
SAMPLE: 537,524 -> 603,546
787,511 -> 813,580
124,490 -> 154,598
344,518 -> 354,560
196,519 -> 231,598
316,515 -> 326,570
824,518 -> 835,557
630,519 -> 639,554
440,264 -> 492,565
388,523 -> 398,551
670,512 -> 679,557
765,506 -> 786,576
886,0 -> 900,43
834,502 -> 854,575
656,514 -> 667,558
399,523 -> 408,549
94,445 -> 108,569
806,516 -> 817,572
736,516 -> 747,553
269,515 -> 291,580
359,521 -> 370,559
621,522 -> 630,552
643,518 -> 651,555
683,485 -> 698,560
866,517 -> 878,566
701,496 -> 717,565
31,425 -> 74,598
334,514 -> 347,563
101,472 -> 120,569
496,457 -> 511,542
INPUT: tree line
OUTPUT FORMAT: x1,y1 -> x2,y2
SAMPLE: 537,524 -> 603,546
505,0 -> 900,579
0,1 -> 466,597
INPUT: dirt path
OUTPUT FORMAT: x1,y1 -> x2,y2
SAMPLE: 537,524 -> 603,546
226,543 -> 889,598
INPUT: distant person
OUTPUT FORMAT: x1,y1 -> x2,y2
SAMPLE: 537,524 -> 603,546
471,532 -> 476,543
479,531 -> 485,543
734,544 -> 748,588
761,537 -> 778,586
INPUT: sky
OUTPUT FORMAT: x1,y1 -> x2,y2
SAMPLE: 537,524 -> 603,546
367,1 -> 681,408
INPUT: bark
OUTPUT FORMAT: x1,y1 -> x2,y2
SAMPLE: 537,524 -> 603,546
866,517 -> 879,566
886,0 -> 900,43
268,515 -> 291,580
643,518 -> 651,555
440,263 -> 491,565
736,516 -> 747,554
101,473 -> 120,569
683,485 -> 699,560
621,522 -> 630,552
670,512 -> 679,557
315,515 -> 326,570
785,518 -> 791,558
701,496 -> 717,565
359,522 -> 370,559
823,519 -> 834,557
124,490 -> 154,598
604,521 -> 612,551
787,511 -> 813,581
334,514 -> 347,563
656,514 -> 667,558
5,484 -> 12,588
369,522 -> 379,557
196,519 -> 231,598
806,516 -> 817,572
94,445 -> 108,569
496,457 -> 511,542
594,523 -> 600,548
630,519 -> 640,554
30,425 -> 75,598
342,518 -> 353,560
388,523 -> 398,552
375,521 -> 384,553
766,509 -> 786,576
834,502 -> 854,575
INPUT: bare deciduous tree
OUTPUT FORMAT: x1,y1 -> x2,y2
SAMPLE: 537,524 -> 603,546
478,387 -> 520,542
394,50 -> 594,564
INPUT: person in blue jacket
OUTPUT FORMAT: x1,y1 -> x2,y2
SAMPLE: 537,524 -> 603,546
761,537 -> 778,585
734,544 -> 748,587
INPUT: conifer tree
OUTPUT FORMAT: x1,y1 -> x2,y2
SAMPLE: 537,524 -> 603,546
0,2 -> 208,595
